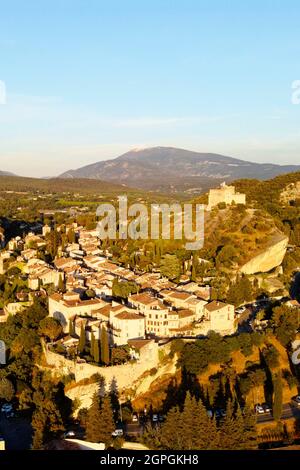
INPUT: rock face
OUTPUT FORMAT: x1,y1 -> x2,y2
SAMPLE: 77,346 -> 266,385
280,181 -> 300,204
240,235 -> 288,275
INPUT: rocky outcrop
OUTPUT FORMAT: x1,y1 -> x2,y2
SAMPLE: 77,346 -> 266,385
240,235 -> 288,275
280,181 -> 300,204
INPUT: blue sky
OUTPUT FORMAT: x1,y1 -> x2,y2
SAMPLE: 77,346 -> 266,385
0,0 -> 300,176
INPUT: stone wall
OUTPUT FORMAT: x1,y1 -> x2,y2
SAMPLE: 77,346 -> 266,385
44,340 -> 170,394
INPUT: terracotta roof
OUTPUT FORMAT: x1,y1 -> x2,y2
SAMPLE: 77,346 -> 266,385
115,311 -> 144,320
175,309 -> 194,318
54,257 -> 76,268
129,293 -> 157,305
94,305 -> 111,318
168,291 -> 193,300
205,300 -> 233,312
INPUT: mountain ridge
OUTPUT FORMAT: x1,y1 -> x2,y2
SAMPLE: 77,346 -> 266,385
0,170 -> 16,176
59,146 -> 300,193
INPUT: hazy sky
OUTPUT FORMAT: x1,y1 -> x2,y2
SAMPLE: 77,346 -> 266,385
0,0 -> 300,177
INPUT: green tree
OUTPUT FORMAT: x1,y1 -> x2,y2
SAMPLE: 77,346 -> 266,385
0,377 -> 15,402
79,324 -> 86,354
272,305 -> 299,346
160,393 -> 220,450
161,406 -> 183,449
272,372 -> 283,421
159,254 -> 181,281
38,317 -> 63,342
94,339 -> 100,364
101,326 -> 110,365
57,274 -> 65,293
90,332 -> 95,359
219,401 -> 243,449
68,318 -> 75,336
99,397 -> 115,446
86,393 -> 103,442
190,254 -> 199,282
86,394 -> 114,446
242,405 -> 258,449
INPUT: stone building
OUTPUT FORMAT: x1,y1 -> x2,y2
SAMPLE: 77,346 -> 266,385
207,182 -> 246,210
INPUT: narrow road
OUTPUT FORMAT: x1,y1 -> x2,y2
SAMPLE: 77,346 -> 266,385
257,403 -> 300,424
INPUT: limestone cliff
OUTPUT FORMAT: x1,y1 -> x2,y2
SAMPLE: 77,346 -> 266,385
280,181 -> 300,204
239,235 -> 288,275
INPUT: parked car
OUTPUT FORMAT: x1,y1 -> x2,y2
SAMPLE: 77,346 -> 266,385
254,404 -> 265,414
1,404 -> 13,414
112,429 -> 123,437
158,415 -> 165,422
262,403 -> 272,413
236,306 -> 246,314
206,409 -> 213,418
215,408 -> 226,418
63,430 -> 76,438
132,414 -> 138,422
152,414 -> 159,422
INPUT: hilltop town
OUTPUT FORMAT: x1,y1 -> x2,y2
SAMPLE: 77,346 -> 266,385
0,175 -> 300,451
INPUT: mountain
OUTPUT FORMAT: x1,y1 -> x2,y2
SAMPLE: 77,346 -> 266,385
59,146 -> 300,194
0,170 -> 15,176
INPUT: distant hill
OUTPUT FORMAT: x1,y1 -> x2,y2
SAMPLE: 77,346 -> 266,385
59,146 -> 300,193
0,175 -> 136,194
0,170 -> 16,176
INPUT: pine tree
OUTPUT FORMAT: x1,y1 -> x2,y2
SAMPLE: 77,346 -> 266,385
194,397 -> 219,449
86,393 -> 103,442
219,400 -> 244,449
101,326 -> 110,365
79,324 -> 86,354
109,378 -> 120,422
98,397 -> 115,446
180,392 -> 198,449
161,406 -> 183,450
242,405 -> 257,449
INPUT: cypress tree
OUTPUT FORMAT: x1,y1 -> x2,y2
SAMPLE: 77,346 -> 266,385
90,332 -> 95,359
101,326 -> 110,365
69,318 -> 74,336
58,274 -> 65,293
272,372 -> 283,421
190,254 -> 198,282
94,339 -> 100,364
79,324 -> 86,354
